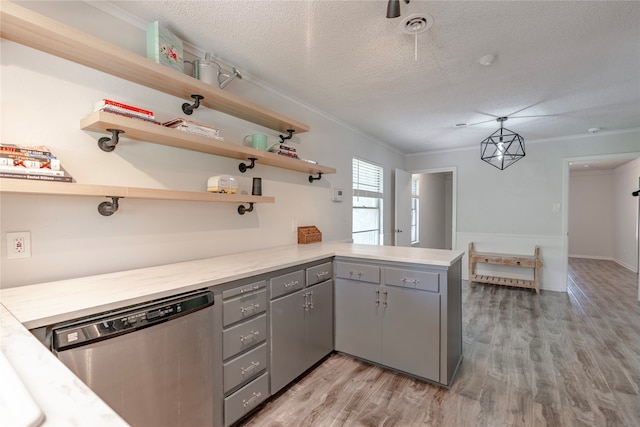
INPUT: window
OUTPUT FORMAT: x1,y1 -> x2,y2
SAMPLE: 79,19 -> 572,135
411,178 -> 419,244
352,158 -> 383,245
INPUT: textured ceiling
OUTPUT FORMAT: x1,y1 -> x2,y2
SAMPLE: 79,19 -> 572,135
110,0 -> 640,154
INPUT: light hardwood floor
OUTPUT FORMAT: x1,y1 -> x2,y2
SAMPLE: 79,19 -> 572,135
239,258 -> 640,427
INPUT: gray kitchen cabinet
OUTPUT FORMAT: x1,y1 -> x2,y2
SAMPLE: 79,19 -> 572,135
334,258 -> 462,386
270,262 -> 334,394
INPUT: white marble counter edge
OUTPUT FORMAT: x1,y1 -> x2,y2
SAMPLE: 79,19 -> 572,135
1,242 -> 464,329
0,305 -> 129,427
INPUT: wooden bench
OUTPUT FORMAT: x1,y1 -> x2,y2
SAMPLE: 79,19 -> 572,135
468,242 -> 542,294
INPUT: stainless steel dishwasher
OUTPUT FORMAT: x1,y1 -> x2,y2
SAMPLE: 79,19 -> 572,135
51,290 -> 215,427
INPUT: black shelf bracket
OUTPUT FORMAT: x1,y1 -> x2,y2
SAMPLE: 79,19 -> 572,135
182,94 -> 204,115
237,202 -> 254,215
308,172 -> 323,183
239,157 -> 258,173
279,129 -> 295,143
98,129 -> 124,152
98,197 -> 121,216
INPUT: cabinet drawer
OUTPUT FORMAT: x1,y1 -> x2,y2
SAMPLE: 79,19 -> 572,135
223,288 -> 266,327
224,373 -> 269,427
335,262 -> 380,283
222,280 -> 266,300
223,314 -> 267,360
224,343 -> 267,393
270,270 -> 304,299
306,262 -> 332,287
385,267 -> 439,292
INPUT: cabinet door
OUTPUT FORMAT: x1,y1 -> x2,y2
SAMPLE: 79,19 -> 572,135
270,289 -> 306,393
382,286 -> 440,382
305,280 -> 333,368
334,278 -> 382,364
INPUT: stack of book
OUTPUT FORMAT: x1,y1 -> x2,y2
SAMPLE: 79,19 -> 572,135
95,99 -> 159,124
163,118 -> 223,140
0,144 -> 74,182
274,143 -> 299,159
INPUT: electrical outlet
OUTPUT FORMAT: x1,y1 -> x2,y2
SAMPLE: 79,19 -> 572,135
7,231 -> 31,259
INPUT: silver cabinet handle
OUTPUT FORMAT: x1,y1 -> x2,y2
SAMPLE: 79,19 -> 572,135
375,289 -> 380,306
240,330 -> 259,342
383,290 -> 388,307
241,361 -> 260,375
308,290 -> 314,309
243,392 -> 262,408
240,303 -> 260,313
316,271 -> 330,278
303,292 -> 308,310
284,280 -> 299,288
240,285 -> 260,294
348,270 -> 363,278
401,277 -> 420,284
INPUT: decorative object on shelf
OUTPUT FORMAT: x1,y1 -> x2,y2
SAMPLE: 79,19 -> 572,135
182,94 -> 204,115
237,202 -> 254,215
146,21 -> 183,72
207,175 -> 238,194
94,99 -> 158,124
238,157 -> 258,173
298,226 -> 322,244
163,117 -> 222,140
278,129 -> 295,143
191,52 -> 242,89
98,197 -> 120,216
243,134 -> 277,151
386,0 -> 410,18
252,177 -> 262,196
98,129 -> 125,152
480,117 -> 525,170
0,143 -> 74,182
309,172 -> 323,183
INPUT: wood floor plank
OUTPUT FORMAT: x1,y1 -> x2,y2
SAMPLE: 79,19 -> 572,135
238,258 -> 640,427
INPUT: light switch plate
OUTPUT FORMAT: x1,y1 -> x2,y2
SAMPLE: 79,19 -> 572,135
332,188 -> 344,202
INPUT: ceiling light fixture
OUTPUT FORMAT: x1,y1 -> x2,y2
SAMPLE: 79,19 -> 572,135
480,117 -> 526,170
387,0 -> 409,19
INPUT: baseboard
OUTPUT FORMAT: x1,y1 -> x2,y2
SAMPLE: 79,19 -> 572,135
568,254 -> 613,261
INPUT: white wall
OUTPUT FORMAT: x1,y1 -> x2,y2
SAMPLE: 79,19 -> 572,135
0,2 -> 404,287
613,158 -> 640,271
405,132 -> 640,292
568,170 -> 615,259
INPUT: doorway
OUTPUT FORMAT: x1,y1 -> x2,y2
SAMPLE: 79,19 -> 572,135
563,153 -> 640,299
396,167 -> 457,250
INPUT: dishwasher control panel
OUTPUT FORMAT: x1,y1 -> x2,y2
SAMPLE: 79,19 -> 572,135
52,290 -> 213,351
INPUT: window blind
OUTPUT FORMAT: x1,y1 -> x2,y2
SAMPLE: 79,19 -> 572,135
353,158 -> 383,198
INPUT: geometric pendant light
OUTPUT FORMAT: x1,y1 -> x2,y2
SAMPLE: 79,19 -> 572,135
480,117 -> 525,170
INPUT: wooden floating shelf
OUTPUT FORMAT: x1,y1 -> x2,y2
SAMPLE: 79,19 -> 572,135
81,111 -> 336,176
0,179 -> 274,204
0,2 -> 309,134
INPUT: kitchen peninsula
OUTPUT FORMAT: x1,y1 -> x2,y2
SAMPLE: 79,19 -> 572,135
1,242 -> 464,426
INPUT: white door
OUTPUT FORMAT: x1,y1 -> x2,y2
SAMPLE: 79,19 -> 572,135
394,168 -> 412,247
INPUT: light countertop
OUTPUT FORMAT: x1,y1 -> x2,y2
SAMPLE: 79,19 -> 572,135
0,242 -> 463,427
1,242 -> 464,329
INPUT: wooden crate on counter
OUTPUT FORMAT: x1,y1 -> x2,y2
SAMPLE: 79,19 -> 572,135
298,226 -> 322,244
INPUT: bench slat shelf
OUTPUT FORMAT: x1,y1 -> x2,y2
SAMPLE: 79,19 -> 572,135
468,242 -> 542,294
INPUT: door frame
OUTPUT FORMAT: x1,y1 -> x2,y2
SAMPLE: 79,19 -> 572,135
406,166 -> 458,250
561,152 -> 640,294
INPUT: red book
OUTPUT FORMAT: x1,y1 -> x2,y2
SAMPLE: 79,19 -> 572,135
94,99 -> 154,117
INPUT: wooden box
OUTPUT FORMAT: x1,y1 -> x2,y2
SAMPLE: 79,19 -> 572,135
298,226 -> 322,244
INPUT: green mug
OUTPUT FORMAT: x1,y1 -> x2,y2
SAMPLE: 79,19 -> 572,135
244,133 -> 268,150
